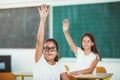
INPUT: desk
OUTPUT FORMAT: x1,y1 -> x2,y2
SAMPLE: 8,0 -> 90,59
73,73 -> 113,80
13,73 -> 33,80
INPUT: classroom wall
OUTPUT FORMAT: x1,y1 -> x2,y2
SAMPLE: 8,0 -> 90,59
0,0 -> 120,9
0,49 -> 34,80
0,49 -> 120,80
0,0 -> 120,80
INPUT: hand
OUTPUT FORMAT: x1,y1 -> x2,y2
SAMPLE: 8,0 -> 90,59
38,4 -> 49,20
63,19 -> 69,32
69,71 -> 79,75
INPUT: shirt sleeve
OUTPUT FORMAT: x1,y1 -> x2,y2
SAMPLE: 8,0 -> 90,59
76,47 -> 84,57
36,54 -> 46,64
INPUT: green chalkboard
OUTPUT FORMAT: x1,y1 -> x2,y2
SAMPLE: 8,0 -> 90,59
53,2 -> 120,58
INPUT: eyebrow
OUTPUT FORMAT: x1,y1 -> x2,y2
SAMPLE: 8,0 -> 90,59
44,46 -> 56,48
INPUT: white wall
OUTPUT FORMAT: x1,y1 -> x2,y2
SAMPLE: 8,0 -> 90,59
0,49 -> 35,73
0,0 -> 120,80
0,49 -> 35,80
0,0 -> 120,9
0,49 -> 120,80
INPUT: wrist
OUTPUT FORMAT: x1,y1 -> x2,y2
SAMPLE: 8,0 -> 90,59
64,31 -> 69,35
40,18 -> 46,22
40,16 -> 47,20
63,30 -> 68,32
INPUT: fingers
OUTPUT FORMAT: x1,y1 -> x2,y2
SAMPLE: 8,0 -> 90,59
40,4 -> 45,10
38,4 -> 49,19
63,19 -> 69,32
63,19 -> 69,27
37,7 -> 40,12
63,19 -> 69,24
69,72 -> 75,75
69,71 -> 79,75
39,4 -> 48,12
46,6 -> 49,15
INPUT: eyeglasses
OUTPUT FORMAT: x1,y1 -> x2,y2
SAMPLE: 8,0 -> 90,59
43,46 -> 57,52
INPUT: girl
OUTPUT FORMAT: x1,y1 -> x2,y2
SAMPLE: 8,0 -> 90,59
62,19 -> 101,75
33,5 -> 70,80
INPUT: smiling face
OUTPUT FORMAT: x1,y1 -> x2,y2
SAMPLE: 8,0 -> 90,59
82,36 -> 94,51
43,41 -> 58,62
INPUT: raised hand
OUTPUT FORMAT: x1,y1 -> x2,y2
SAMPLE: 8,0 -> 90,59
38,4 -> 49,20
63,19 -> 69,32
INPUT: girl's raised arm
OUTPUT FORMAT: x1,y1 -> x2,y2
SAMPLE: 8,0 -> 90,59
63,19 -> 78,55
35,4 -> 49,63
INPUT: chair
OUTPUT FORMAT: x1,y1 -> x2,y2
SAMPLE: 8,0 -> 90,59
96,66 -> 106,73
64,65 -> 70,72
96,66 -> 111,80
0,72 -> 16,80
64,65 -> 76,80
